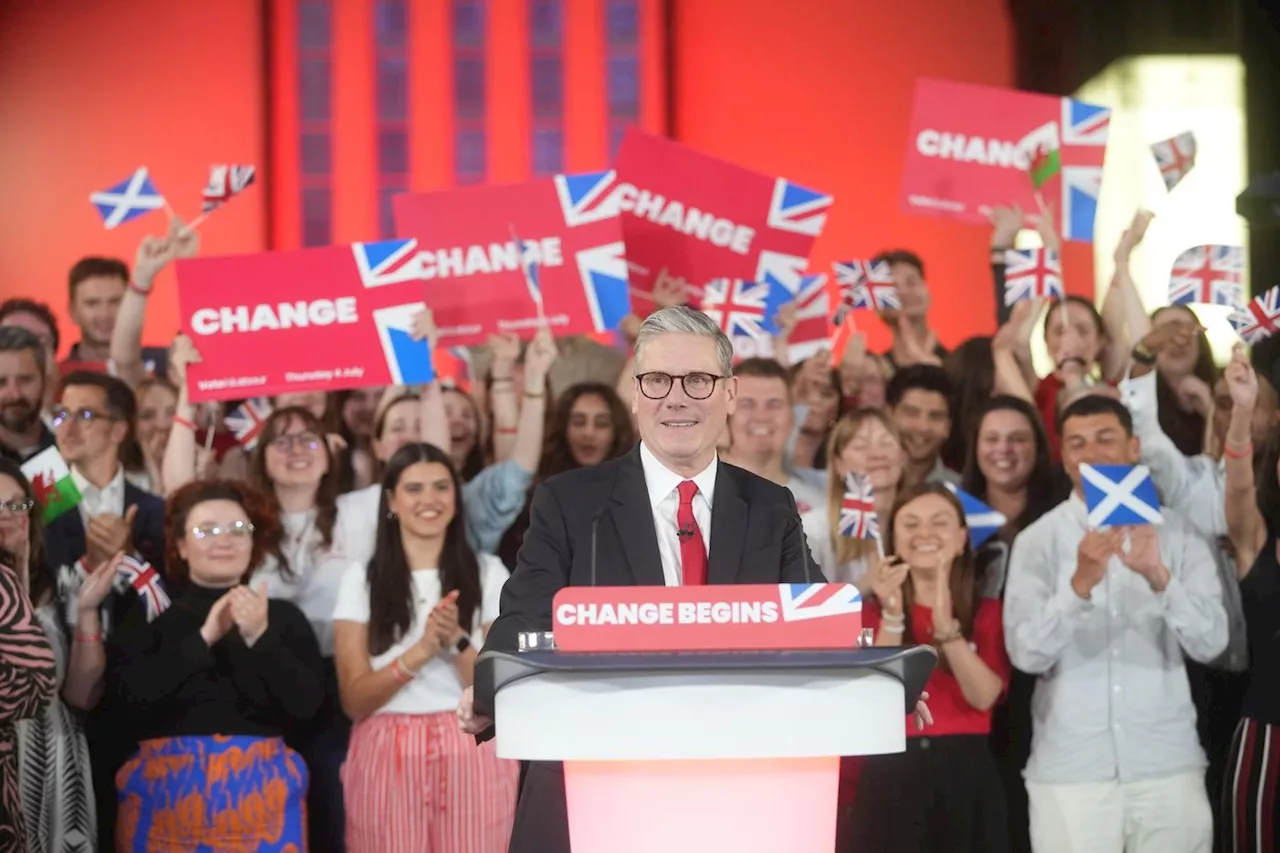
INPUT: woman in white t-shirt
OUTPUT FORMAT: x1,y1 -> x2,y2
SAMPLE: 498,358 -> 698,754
333,442 -> 517,853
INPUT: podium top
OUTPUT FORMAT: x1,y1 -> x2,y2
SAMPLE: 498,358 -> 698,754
474,645 -> 936,720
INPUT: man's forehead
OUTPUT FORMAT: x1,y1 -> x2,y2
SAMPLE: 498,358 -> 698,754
736,375 -> 788,401
638,333 -> 718,370
899,388 -> 947,410
1063,412 -> 1122,437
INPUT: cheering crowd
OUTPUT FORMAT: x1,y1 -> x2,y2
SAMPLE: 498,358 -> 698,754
0,193 -> 1271,853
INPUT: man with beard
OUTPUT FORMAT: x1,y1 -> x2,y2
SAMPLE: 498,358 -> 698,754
887,364 -> 961,487
0,326 -> 55,463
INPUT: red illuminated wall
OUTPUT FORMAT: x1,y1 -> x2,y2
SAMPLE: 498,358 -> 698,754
0,0 -> 1030,355
0,0 -> 267,358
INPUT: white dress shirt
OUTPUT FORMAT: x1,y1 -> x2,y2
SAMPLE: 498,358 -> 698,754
71,464 -> 125,524
639,442 -> 716,586
1004,495 -> 1229,785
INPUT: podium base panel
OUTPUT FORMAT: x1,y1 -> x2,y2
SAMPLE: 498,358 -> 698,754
563,756 -> 838,853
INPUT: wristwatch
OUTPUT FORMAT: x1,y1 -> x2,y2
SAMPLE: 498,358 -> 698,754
1131,342 -> 1156,366
454,635 -> 471,654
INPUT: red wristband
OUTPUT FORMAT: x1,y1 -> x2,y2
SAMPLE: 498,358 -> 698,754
494,427 -> 518,436
1224,441 -> 1254,460
173,415 -> 197,431
129,280 -> 152,297
74,631 -> 102,644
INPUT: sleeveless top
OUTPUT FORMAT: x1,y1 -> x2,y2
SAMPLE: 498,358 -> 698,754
1241,533 -> 1280,725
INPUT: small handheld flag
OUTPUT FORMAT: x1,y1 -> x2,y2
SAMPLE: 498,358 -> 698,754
224,398 -> 273,451
1151,131 -> 1196,192
1003,248 -> 1063,306
510,225 -> 543,318
1080,463 -> 1162,528
90,167 -> 166,230
20,447 -> 82,524
116,555 -> 171,622
1168,245 -> 1244,309
832,260 -> 899,312
838,473 -> 879,541
701,278 -> 770,347
1228,285 -> 1280,345
193,164 -> 257,228
945,484 -> 1007,548
828,311 -> 858,368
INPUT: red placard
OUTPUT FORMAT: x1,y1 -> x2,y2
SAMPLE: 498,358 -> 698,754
900,78 -> 1111,243
552,583 -> 862,653
612,128 -> 833,314
393,177 -> 630,347
175,240 -> 438,402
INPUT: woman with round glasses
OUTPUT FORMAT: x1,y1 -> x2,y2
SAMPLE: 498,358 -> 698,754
113,479 -> 324,852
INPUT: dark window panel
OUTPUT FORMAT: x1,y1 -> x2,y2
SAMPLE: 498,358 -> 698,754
532,57 -> 563,119
455,130 -> 486,182
530,0 -> 562,47
378,130 -> 409,176
608,124 -> 628,160
453,1 -> 485,47
379,185 -> 406,239
455,58 -> 485,119
298,1 -> 332,51
374,0 -> 407,49
301,133 -> 332,175
533,128 -> 564,176
606,1 -> 638,45
299,59 -> 332,122
607,56 -> 639,117
301,188 -> 332,247
377,57 -> 408,122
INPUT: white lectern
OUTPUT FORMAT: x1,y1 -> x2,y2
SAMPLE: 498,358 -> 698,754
476,646 -> 936,853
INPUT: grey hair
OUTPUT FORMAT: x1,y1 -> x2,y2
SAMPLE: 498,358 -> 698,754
0,326 -> 46,368
634,306 -> 734,377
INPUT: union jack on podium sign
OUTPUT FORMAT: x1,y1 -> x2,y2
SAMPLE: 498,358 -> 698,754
552,584 -> 863,652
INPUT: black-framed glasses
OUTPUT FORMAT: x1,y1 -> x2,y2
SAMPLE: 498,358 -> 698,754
191,520 -> 255,541
0,500 -> 34,514
269,432 -> 322,452
51,408 -> 115,429
635,372 -> 727,401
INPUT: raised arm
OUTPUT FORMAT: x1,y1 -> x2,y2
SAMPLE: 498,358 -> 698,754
988,204 -> 1024,328
161,335 -> 203,495
487,334 -> 522,462
991,299 -> 1039,403
1099,211 -> 1154,382
111,219 -> 198,389
1222,346 -> 1267,574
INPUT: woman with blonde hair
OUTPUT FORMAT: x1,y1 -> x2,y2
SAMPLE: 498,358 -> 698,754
800,408 -> 906,591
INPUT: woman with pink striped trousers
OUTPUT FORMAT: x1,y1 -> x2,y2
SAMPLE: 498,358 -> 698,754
333,444 -> 518,852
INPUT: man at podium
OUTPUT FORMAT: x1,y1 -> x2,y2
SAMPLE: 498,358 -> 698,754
461,306 -> 823,852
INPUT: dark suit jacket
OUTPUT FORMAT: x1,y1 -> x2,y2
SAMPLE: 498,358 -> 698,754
480,446 -> 823,853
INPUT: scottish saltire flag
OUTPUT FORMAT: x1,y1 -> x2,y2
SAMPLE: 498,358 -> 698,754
202,164 -> 256,213
767,178 -> 833,237
354,238 -> 424,288
945,484 -> 1007,548
778,583 -> 862,622
1168,245 -> 1244,309
116,555 -> 171,622
574,242 -> 631,332
372,303 -> 437,385
90,167 -> 165,230
1080,463 -> 1162,528
838,473 -> 878,540
510,225 -> 542,309
701,278 -> 770,344
1151,131 -> 1196,192
224,398 -> 272,451
1003,248 -> 1063,305
553,169 -> 621,227
832,260 -> 899,312
1229,285 -> 1280,345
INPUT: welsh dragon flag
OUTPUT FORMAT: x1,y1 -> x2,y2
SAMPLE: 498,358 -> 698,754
1023,122 -> 1062,190
20,447 -> 81,523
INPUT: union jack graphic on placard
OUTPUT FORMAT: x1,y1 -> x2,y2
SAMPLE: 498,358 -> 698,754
117,555 -> 171,622
1151,131 -> 1196,192
1003,248 -> 1063,305
554,170 -> 621,227
372,303 -> 437,386
701,278 -> 770,343
778,583 -> 862,622
839,473 -> 878,540
224,398 -> 272,451
353,239 -> 424,288
832,260 -> 899,312
1168,245 -> 1244,309
1058,98 -> 1111,242
767,179 -> 834,237
574,243 -> 631,332
202,164 -> 257,213
1229,285 -> 1280,345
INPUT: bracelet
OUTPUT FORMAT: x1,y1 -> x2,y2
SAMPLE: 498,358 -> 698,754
129,280 -> 152,297
932,621 -> 964,644
74,631 -> 102,644
1224,441 -> 1254,460
881,623 -> 905,634
880,611 -> 905,623
391,656 -> 416,684
490,376 -> 514,385
173,415 -> 197,431
494,427 -> 518,436
523,390 -> 545,400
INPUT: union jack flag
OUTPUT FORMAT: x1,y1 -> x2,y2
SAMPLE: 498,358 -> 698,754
832,260 -> 899,312
353,238 -> 424,288
1151,131 -> 1196,192
1057,98 -> 1111,242
225,398 -> 272,451
838,473 -> 878,540
201,164 -> 257,213
758,256 -> 832,358
1003,248 -> 1063,306
553,170 -> 621,227
1168,244 -> 1244,309
701,278 -> 770,343
574,242 -> 631,332
767,178 -> 834,238
1229,285 -> 1280,345
778,583 -> 862,622
116,555 -> 171,622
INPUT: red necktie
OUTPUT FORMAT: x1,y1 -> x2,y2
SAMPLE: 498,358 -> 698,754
676,480 -> 707,586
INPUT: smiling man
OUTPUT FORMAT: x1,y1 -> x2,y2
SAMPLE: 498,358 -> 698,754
886,364 -> 960,487
466,306 -> 824,853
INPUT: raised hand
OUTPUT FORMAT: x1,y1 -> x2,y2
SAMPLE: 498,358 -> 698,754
77,551 -> 124,615
523,325 -> 559,382
989,203 -> 1024,248
1174,375 -> 1213,417
1224,344 -> 1258,412
1114,209 -> 1154,264
1073,528 -> 1122,599
1118,526 -> 1169,591
410,306 -> 438,347
167,334 -> 202,388
487,333 -> 521,379
869,556 -> 909,611
230,581 -> 269,647
772,301 -> 798,342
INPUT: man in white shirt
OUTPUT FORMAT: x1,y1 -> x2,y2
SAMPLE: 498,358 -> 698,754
1004,394 -> 1228,853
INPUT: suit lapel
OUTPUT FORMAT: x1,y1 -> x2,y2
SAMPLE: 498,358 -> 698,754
608,448 -> 666,587
707,463 -> 747,585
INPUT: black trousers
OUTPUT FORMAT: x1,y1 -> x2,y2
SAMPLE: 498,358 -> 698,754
989,668 -> 1036,853
845,735 -> 1008,853
286,658 -> 351,853
1187,660 -> 1249,853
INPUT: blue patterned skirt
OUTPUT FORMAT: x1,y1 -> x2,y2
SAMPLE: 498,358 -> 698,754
116,735 -> 308,852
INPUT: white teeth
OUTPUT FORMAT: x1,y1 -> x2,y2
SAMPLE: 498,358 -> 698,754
915,544 -> 939,552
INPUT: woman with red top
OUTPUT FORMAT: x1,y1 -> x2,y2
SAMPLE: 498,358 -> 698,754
848,482 -> 1011,853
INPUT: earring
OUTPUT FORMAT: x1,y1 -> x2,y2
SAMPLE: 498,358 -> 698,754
386,511 -> 396,520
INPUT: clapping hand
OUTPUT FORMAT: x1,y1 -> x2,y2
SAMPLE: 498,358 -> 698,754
433,590 -> 464,647
77,551 -> 124,616
1118,526 -> 1169,592
85,505 -> 137,571
230,581 -> 270,647
869,556 -> 909,610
